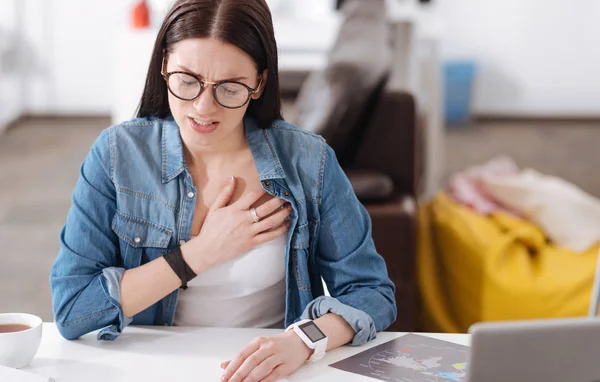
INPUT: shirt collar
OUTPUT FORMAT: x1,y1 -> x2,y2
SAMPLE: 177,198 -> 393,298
161,115 -> 285,184
161,117 -> 185,183
244,116 -> 286,181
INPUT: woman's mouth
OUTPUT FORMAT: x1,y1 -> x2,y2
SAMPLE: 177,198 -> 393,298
189,117 -> 220,134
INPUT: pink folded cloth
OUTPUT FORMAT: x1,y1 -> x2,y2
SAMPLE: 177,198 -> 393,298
447,156 -> 521,216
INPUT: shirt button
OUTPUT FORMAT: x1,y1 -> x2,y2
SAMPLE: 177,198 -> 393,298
187,191 -> 195,198
283,192 -> 290,197
134,236 -> 141,243
263,181 -> 271,187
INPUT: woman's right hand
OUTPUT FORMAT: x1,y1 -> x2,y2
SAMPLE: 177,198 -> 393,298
182,176 -> 292,273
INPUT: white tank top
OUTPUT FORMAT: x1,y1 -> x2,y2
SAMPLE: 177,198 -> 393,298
174,235 -> 287,328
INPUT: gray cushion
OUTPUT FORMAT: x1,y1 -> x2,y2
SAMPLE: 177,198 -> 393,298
293,0 -> 391,159
345,169 -> 395,201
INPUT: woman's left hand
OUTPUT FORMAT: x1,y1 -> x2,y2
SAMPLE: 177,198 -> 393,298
220,331 -> 313,382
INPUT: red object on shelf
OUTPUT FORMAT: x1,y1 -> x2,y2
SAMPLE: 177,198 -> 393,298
131,0 -> 150,29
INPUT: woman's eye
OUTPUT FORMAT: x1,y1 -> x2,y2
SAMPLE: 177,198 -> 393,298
180,79 -> 196,86
222,86 -> 239,95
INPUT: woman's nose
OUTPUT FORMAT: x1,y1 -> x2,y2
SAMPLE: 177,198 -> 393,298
192,86 -> 217,113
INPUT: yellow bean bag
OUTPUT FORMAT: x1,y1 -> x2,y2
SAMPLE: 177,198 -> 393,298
418,192 -> 599,333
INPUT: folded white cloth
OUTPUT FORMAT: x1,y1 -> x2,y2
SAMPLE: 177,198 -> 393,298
480,168 -> 600,252
0,365 -> 53,382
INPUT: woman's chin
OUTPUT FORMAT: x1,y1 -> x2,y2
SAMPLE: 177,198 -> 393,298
181,128 -> 223,150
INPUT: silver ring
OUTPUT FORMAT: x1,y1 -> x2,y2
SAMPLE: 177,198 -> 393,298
250,208 -> 261,223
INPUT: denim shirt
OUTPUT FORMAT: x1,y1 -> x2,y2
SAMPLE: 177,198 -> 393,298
50,115 -> 396,344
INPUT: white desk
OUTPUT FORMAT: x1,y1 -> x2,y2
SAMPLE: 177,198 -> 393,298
24,324 -> 469,382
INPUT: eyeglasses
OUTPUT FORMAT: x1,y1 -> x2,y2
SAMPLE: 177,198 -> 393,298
161,60 -> 263,109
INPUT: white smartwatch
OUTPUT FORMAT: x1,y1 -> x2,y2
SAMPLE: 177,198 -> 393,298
285,319 -> 328,363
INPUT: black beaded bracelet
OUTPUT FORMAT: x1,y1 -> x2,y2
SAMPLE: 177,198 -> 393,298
164,246 -> 197,290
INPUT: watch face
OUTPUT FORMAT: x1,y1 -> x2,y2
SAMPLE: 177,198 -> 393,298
299,321 -> 326,342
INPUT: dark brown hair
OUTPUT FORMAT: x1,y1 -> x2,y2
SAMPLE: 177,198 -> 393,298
136,0 -> 282,128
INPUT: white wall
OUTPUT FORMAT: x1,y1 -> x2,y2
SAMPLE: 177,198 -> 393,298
13,0 -> 340,118
19,0 -> 333,117
20,0 -> 128,115
0,0 -> 23,130
5,0 -> 600,118
432,0 -> 600,117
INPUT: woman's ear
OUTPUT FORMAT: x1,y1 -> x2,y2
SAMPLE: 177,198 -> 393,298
252,70 -> 268,99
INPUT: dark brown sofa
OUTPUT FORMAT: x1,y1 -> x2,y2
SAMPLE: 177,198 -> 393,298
290,0 -> 423,332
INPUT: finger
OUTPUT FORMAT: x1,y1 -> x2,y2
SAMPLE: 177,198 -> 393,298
228,346 -> 274,382
210,176 -> 237,211
261,365 -> 288,382
252,221 -> 290,246
221,361 -> 231,370
242,355 -> 282,382
251,204 -> 292,234
235,190 -> 267,211
222,337 -> 263,381
253,198 -> 287,220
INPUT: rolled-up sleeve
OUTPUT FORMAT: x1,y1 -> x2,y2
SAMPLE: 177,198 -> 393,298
302,145 -> 397,346
50,128 -> 131,341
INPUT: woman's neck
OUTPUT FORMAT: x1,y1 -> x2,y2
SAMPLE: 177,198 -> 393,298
183,126 -> 249,173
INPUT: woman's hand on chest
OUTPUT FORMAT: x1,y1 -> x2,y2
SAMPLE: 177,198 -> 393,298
181,176 -> 292,274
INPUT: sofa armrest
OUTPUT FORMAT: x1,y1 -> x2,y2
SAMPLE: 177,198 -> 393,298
365,194 -> 417,331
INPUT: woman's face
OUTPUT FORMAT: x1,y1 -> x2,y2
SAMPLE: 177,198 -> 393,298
165,37 -> 264,152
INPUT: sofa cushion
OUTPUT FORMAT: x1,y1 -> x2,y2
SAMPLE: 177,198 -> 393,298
353,21 -> 420,197
292,0 -> 391,162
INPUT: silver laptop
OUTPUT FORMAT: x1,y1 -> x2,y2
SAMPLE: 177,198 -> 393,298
466,317 -> 600,382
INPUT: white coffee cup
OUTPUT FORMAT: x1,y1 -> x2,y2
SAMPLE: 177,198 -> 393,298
0,313 -> 43,369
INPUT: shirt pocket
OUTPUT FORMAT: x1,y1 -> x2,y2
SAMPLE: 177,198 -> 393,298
290,221 -> 315,292
111,211 -> 173,269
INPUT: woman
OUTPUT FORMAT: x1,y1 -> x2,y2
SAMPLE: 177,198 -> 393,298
50,0 -> 396,381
